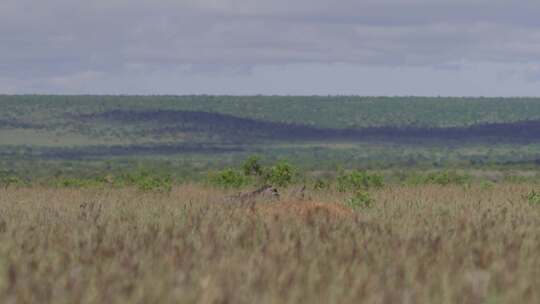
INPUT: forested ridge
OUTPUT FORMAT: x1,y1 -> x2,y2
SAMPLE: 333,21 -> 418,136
3,95 -> 540,170
4,95 -> 540,129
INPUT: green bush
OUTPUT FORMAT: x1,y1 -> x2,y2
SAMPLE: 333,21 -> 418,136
346,191 -> 375,210
526,190 -> 540,206
479,180 -> 495,190
242,156 -> 264,177
209,169 -> 250,189
264,160 -> 295,188
337,170 -> 384,192
55,178 -> 94,188
1,176 -> 26,189
136,175 -> 172,193
313,179 -> 331,191
121,170 -> 173,193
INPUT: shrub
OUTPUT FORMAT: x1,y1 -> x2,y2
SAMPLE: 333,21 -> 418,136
337,170 -> 384,192
55,178 -> 92,188
526,190 -> 540,206
313,179 -> 331,191
1,176 -> 25,189
429,171 -> 469,185
264,160 -> 295,188
209,169 -> 250,189
346,191 -> 375,210
479,180 -> 495,190
136,174 -> 172,193
242,156 -> 264,177
121,170 -> 173,193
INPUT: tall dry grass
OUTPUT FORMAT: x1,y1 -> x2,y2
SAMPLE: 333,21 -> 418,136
0,183 -> 539,303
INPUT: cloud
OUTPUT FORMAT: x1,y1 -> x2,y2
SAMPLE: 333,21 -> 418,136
48,70 -> 104,89
1,0 -> 540,94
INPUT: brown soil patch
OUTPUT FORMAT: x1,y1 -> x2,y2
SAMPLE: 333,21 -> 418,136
256,200 -> 354,219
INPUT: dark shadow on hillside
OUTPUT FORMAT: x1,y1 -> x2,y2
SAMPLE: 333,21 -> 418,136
77,109 -> 540,143
0,119 -> 44,129
0,143 -> 243,160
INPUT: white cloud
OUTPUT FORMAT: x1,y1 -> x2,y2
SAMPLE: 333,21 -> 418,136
48,71 -> 104,88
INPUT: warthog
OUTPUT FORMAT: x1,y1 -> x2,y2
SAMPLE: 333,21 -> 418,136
289,185 -> 307,200
78,201 -> 103,223
224,185 -> 280,204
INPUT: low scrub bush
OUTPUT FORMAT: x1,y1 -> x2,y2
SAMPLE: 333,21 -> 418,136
208,158 -> 297,189
526,190 -> 540,206
121,170 -> 173,193
208,169 -> 250,189
479,180 -> 495,190
264,160 -> 296,188
345,191 -> 375,210
242,156 -> 264,177
0,176 -> 26,189
313,179 -> 331,191
406,170 -> 470,186
55,178 -> 97,188
337,170 -> 384,192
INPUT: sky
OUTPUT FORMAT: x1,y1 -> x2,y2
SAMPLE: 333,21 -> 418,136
1,0 -> 540,96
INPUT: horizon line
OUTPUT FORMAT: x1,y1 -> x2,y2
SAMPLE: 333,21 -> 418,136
2,94 -> 540,99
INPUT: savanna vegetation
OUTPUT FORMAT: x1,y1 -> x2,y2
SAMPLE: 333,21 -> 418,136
2,95 -> 540,180
1,180 -> 540,303
2,95 -> 540,303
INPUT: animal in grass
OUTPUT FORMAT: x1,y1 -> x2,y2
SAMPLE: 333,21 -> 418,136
289,185 -> 307,200
225,185 -> 280,204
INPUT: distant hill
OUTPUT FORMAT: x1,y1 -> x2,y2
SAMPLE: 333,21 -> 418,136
76,109 -> 540,144
2,95 -> 540,169
3,95 -> 540,129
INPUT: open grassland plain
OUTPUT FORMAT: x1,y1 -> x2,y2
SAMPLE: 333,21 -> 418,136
0,184 -> 539,303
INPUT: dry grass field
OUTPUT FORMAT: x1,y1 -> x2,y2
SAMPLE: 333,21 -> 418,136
0,184 -> 539,303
